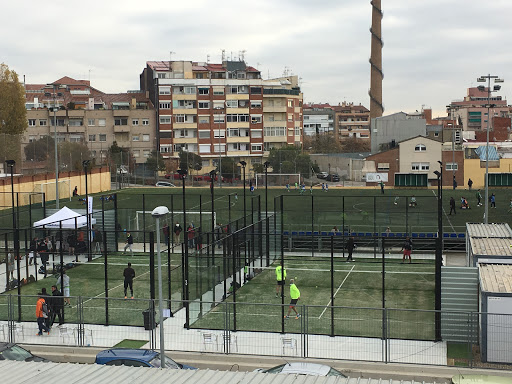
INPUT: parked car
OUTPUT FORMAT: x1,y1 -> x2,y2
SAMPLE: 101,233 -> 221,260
164,173 -> 182,180
255,362 -> 346,377
0,342 -> 49,362
95,348 -> 196,369
326,174 -> 340,182
317,172 -> 328,179
155,181 -> 176,187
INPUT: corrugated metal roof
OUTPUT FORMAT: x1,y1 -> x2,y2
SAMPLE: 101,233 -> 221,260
479,264 -> 512,293
0,360 -> 437,384
475,145 -> 499,161
466,223 -> 512,238
470,237 -> 512,257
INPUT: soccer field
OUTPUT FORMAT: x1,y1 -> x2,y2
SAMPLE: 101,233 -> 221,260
191,255 -> 436,340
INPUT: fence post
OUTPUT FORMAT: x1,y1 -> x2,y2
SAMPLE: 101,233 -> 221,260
104,231 -> 109,326
330,235 -> 335,337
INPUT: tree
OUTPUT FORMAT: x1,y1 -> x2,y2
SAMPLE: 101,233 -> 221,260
341,137 -> 370,153
178,150 -> 202,172
145,150 -> 166,173
219,156 -> 238,181
58,141 -> 92,171
303,133 -> 343,154
107,141 -> 130,172
252,163 -> 265,175
24,136 -> 54,162
267,146 -> 317,178
0,63 -> 27,164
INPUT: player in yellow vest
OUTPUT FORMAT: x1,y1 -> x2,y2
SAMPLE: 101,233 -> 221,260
275,262 -> 286,297
285,279 -> 301,319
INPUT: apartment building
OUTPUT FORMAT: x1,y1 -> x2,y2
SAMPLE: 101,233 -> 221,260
24,77 -> 156,165
447,87 -> 509,133
303,103 -> 334,136
139,60 -> 303,171
332,102 -> 370,142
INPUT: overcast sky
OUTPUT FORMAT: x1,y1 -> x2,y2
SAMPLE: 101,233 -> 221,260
2,0 -> 511,117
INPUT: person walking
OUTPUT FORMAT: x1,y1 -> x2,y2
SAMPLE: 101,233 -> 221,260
449,197 -> 456,215
7,249 -> 14,279
173,222 -> 182,245
123,232 -> 134,255
379,181 -> 385,194
468,178 -> 473,191
56,270 -> 71,306
284,279 -> 301,319
476,189 -> 483,207
41,288 -> 52,329
36,293 -> 50,336
490,193 -> 496,208
401,236 -> 413,264
162,224 -> 170,245
50,285 -> 64,326
346,236 -> 356,262
123,262 -> 135,299
275,262 -> 287,297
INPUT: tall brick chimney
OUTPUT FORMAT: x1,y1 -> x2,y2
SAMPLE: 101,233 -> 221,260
369,0 -> 384,121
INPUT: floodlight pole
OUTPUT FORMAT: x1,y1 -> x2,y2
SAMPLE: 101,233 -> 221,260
434,163 -> 443,341
240,161 -> 247,227
152,206 -> 169,369
177,169 -> 189,327
83,160 -> 91,262
264,161 -> 270,265
477,74 -> 504,224
7,160 -> 21,320
209,169 -> 216,265
54,85 -> 59,209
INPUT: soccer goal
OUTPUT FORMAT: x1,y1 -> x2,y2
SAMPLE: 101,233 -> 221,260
34,179 -> 72,206
134,211 -> 216,232
255,173 -> 301,188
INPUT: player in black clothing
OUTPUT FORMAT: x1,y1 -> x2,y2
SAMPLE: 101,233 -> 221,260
123,262 -> 136,299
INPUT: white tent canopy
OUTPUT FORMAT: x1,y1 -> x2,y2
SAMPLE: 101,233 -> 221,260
33,206 -> 96,229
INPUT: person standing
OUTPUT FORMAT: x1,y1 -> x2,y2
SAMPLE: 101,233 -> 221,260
50,285 -> 64,326
286,183 -> 290,192
173,222 -> 182,245
490,193 -> 496,208
56,270 -> 71,306
275,262 -> 287,297
379,181 -> 385,194
73,186 -> 78,196
123,262 -> 135,299
401,236 -> 413,264
162,224 -> 170,245
7,249 -> 14,280
476,189 -> 483,207
41,288 -> 52,329
187,224 -> 195,249
449,197 -> 456,215
468,178 -> 473,191
123,232 -> 134,255
36,293 -> 50,336
346,236 -> 356,262
284,279 -> 301,319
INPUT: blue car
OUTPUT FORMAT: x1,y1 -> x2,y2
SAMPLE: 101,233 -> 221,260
95,348 -> 196,369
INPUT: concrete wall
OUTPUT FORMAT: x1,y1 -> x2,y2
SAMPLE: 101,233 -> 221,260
464,158 -> 512,188
399,137 -> 441,180
310,154 -> 365,181
0,167 -> 111,207
370,113 -> 426,153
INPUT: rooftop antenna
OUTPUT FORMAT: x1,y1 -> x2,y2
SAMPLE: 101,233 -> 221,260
207,54 -> 210,63
169,51 -> 175,63
221,49 -> 225,62
240,49 -> 246,62
88,69 -> 92,82
256,62 -> 261,70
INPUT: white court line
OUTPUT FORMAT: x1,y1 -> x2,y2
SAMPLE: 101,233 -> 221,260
431,189 -> 456,233
318,265 -> 355,320
260,266 -> 434,275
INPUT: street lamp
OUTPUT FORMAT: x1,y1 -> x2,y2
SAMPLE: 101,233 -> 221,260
433,165 -> 442,341
52,84 -> 60,209
446,105 -> 458,183
477,74 -> 504,224
239,161 -> 247,227
6,160 -> 20,300
264,161 -> 270,266
82,160 -> 91,262
151,205 -> 169,368
209,169 -> 217,241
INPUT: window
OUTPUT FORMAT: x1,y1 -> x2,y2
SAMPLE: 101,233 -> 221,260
433,132 -> 439,137
213,101 -> 225,109
132,135 -> 140,141
184,86 -> 196,94
99,134 -> 107,142
252,158 -> 262,164
251,115 -> 262,124
227,114 -> 249,122
250,87 -> 262,94
131,119 -> 138,126
198,116 -> 210,124
377,163 -> 390,171
412,162 -> 429,171
174,114 -> 185,123
159,87 -> 171,95
29,135 -> 37,142
89,135 -> 96,142
142,134 -> 150,142
213,114 -> 225,123
213,130 -> 225,138
198,88 -> 209,95
159,102 -> 170,109
228,128 -> 240,137
69,119 -> 83,127
288,114 -> 293,122
251,144 -> 263,151
287,99 -> 293,107
28,119 -> 36,126
226,100 -> 238,108
143,149 -> 150,158
264,127 -> 286,136
142,119 -> 149,126
133,150 -> 140,158
251,130 -> 262,138
213,86 -> 224,95
88,118 -> 95,126
414,144 -> 426,152
98,118 -> 106,127
250,101 -> 262,108
199,144 -> 210,154
201,159 -> 210,167
294,127 -> 300,136
159,116 -> 171,124
446,163 -> 458,171
39,119 -> 47,126
198,130 -> 211,139
213,144 -> 226,153
115,118 -> 128,126
198,102 -> 210,109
